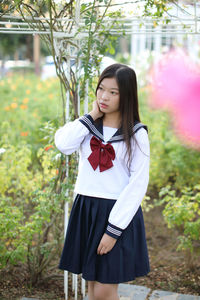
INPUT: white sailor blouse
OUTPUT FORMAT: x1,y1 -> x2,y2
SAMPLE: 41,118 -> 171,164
54,114 -> 150,239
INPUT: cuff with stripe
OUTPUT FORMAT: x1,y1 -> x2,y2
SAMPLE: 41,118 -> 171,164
79,114 -> 94,127
105,222 -> 123,239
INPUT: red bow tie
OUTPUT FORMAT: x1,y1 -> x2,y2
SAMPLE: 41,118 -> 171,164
88,136 -> 115,172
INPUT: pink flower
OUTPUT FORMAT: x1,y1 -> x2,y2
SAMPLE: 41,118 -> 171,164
149,49 -> 200,149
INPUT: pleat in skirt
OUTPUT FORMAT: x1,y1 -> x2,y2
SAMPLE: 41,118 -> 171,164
59,194 -> 150,284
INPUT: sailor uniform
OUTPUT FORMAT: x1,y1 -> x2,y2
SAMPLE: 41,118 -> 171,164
55,114 -> 150,283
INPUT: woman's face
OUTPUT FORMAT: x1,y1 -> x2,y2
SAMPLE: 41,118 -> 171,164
96,77 -> 120,115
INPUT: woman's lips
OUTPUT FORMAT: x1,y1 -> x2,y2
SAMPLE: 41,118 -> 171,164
100,103 -> 108,109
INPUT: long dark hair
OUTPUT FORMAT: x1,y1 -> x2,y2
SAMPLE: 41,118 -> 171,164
96,63 -> 141,168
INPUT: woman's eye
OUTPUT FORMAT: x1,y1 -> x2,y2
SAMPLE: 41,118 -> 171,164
99,86 -> 103,90
111,91 -> 117,95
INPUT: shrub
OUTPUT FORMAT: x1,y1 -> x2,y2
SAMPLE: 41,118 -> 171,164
158,185 -> 200,264
0,122 -> 75,284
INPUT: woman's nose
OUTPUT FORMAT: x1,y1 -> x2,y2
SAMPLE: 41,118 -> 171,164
102,91 -> 109,100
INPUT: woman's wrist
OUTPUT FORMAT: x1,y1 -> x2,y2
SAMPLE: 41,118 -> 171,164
88,111 -> 101,121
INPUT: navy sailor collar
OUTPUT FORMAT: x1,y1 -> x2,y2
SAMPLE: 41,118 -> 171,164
79,114 -> 148,143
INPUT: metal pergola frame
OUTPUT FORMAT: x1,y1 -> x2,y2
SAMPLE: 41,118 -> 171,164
0,0 -> 200,36
0,17 -> 200,36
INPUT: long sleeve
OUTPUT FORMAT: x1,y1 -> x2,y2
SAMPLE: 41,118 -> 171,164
54,116 -> 91,155
105,128 -> 150,239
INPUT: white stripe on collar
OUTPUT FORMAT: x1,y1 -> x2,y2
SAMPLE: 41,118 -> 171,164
79,114 -> 147,143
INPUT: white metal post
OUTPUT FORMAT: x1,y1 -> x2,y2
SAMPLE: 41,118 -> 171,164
72,274 -> 78,300
63,43 -> 71,300
154,25 -> 161,56
131,24 -> 138,68
139,31 -> 146,54
84,80 -> 89,114
64,202 -> 69,300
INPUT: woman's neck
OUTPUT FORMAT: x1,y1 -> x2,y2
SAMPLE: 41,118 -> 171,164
103,112 -> 121,128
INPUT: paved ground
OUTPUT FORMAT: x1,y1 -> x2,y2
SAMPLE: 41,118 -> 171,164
19,284 -> 200,300
82,284 -> 200,300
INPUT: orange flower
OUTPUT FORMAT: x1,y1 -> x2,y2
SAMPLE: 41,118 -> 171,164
4,106 -> 10,111
20,104 -> 28,110
44,145 -> 54,151
37,84 -> 42,90
23,98 -> 29,104
20,131 -> 29,137
26,89 -> 31,95
3,4 -> 9,10
56,169 -> 59,175
32,112 -> 38,118
10,102 -> 18,109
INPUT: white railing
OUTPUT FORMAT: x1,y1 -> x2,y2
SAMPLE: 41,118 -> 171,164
1,0 -> 200,36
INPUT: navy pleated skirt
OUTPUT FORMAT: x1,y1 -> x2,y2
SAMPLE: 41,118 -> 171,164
59,194 -> 150,284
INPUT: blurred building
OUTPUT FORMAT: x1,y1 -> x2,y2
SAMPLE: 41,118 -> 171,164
130,1 -> 200,66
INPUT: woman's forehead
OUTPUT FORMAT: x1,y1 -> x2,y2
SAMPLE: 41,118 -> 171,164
100,77 -> 119,90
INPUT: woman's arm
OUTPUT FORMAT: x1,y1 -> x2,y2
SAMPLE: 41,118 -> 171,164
54,101 -> 103,155
105,128 -> 150,238
54,117 -> 90,155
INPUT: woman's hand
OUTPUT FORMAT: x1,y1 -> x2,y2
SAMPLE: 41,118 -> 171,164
97,233 -> 117,255
89,100 -> 104,121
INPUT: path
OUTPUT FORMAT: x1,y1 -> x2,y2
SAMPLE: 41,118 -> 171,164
19,284 -> 200,300
83,284 -> 200,300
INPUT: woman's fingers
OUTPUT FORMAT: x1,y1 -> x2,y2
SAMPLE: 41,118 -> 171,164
100,246 -> 106,255
98,246 -> 108,255
97,241 -> 106,255
97,233 -> 117,255
89,101 -> 104,120
97,243 -> 105,255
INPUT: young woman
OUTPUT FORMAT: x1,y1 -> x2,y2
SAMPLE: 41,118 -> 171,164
55,63 -> 150,300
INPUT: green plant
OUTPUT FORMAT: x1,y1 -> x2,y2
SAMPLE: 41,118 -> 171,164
0,75 -> 61,147
0,122 -> 78,284
158,185 -> 200,263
